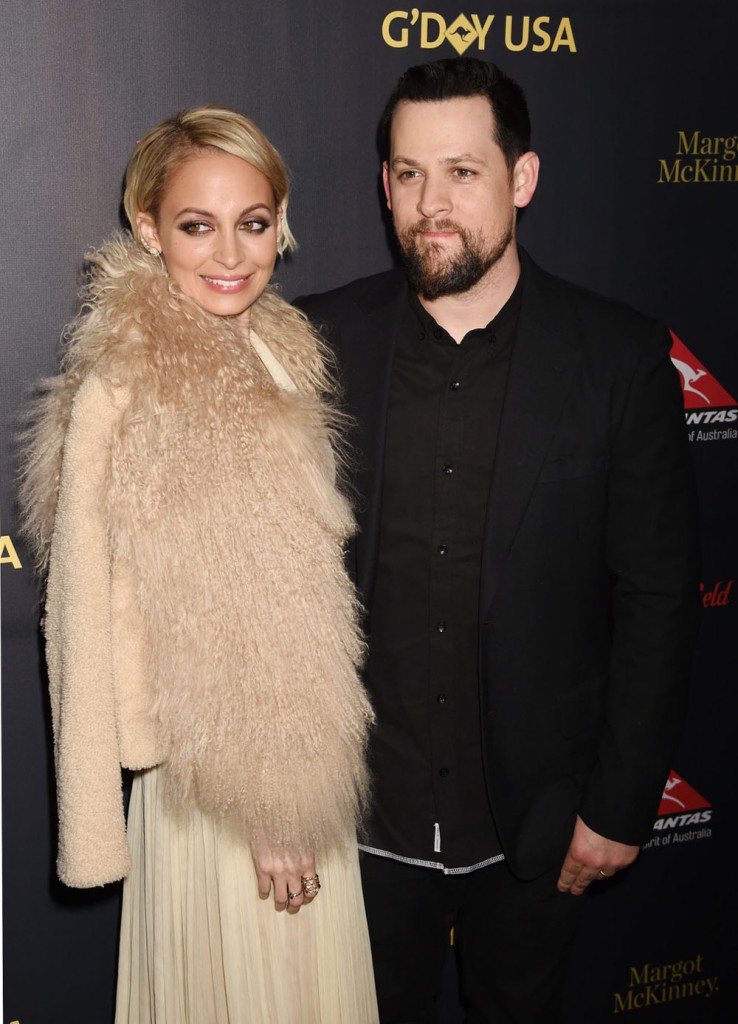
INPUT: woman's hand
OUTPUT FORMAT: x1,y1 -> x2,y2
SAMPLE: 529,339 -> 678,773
252,847 -> 319,913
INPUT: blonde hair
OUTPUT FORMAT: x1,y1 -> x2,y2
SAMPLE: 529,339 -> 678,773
123,105 -> 296,255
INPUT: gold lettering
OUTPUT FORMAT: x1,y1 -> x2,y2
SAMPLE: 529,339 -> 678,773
658,159 -> 678,183
471,14 -> 494,48
421,11 -> 446,47
552,17 -> 577,52
382,11 -> 410,48
669,960 -> 685,984
629,964 -> 649,986
505,15 -> 529,51
677,130 -> 700,155
0,535 -> 22,569
531,16 -> 551,52
613,989 -> 634,1013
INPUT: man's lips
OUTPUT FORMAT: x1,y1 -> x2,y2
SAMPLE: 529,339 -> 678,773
410,221 -> 462,241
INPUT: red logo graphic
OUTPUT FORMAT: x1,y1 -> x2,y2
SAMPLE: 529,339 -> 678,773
700,580 -> 734,607
669,332 -> 736,409
657,770 -> 711,816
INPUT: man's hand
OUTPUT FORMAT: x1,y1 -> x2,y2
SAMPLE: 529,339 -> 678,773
557,815 -> 639,895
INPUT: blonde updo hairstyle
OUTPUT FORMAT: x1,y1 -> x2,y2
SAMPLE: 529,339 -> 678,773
123,105 -> 296,256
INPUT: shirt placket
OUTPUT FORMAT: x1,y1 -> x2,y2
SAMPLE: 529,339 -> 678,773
428,342 -> 468,855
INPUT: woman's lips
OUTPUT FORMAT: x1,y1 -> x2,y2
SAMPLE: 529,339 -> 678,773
201,275 -> 252,293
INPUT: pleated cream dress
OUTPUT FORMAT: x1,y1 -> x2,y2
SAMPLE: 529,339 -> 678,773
115,336 -> 378,1023
116,766 -> 378,1023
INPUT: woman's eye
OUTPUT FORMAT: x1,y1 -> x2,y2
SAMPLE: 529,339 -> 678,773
241,219 -> 269,233
179,221 -> 211,235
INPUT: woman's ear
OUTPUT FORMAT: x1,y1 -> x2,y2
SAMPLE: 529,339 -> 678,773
136,212 -> 162,253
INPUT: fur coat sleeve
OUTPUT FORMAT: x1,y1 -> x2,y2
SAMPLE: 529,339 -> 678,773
44,374 -> 161,887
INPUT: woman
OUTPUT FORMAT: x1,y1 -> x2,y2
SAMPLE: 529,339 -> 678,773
19,107 -> 378,1023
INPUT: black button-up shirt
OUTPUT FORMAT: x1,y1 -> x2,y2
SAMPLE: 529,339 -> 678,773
360,276 -> 521,872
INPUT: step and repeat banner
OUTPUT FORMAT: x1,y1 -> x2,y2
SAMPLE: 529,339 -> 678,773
1,1 -> 735,1021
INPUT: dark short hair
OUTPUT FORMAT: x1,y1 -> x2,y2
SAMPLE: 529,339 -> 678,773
379,58 -> 531,169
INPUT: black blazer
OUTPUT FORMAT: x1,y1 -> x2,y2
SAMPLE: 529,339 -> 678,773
297,251 -> 700,879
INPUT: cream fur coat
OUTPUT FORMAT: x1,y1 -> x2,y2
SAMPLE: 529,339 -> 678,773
20,236 -> 373,888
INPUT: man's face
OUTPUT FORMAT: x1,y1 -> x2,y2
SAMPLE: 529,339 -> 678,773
383,95 -> 532,300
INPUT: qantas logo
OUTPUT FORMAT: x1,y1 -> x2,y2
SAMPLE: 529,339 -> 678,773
650,770 -> 713,835
669,332 -> 736,409
672,357 -> 709,404
669,333 -> 737,438
657,770 -> 710,814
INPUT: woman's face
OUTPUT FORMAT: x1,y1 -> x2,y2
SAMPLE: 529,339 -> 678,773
137,149 -> 280,328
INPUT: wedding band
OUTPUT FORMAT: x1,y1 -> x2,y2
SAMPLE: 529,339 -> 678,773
598,869 -> 612,878
288,890 -> 302,900
301,873 -> 321,897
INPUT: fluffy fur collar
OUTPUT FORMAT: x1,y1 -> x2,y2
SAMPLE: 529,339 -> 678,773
21,234 -> 372,854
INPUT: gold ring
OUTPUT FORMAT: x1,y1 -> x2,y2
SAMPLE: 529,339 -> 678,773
301,873 -> 321,898
598,869 -> 612,878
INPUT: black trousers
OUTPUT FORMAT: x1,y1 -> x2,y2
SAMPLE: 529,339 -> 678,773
359,852 -> 585,1024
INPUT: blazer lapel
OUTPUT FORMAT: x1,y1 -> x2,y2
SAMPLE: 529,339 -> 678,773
340,273 -> 408,604
480,260 -> 581,618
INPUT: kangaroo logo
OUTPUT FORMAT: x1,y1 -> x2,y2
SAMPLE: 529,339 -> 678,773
671,358 -> 710,404
669,330 -> 737,410
449,25 -> 472,42
444,15 -> 478,54
656,770 -> 711,816
661,774 -> 686,809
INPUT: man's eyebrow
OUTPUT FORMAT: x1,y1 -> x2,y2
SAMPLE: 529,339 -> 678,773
440,153 -> 486,165
390,153 -> 487,169
390,156 -> 420,169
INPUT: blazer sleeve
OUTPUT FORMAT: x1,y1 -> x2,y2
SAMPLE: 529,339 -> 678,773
579,326 -> 700,844
44,374 -> 132,887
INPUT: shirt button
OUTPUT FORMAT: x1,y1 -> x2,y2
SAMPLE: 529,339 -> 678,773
437,693 -> 447,704
442,464 -> 454,475
439,767 -> 449,778
436,622 -> 446,633
419,331 -> 426,340
449,380 -> 461,391
438,544 -> 448,556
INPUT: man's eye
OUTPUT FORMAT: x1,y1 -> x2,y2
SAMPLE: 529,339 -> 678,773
453,168 -> 475,179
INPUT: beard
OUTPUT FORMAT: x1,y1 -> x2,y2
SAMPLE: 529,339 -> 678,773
397,218 -> 513,301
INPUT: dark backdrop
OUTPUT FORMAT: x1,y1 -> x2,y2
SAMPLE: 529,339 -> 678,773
2,2 -> 736,1020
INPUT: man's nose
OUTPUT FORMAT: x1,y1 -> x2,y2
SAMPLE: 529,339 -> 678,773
417,177 -> 451,218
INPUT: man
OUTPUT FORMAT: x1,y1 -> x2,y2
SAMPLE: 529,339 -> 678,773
297,58 -> 699,1022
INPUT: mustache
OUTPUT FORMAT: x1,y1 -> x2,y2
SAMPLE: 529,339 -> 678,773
406,219 -> 465,238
